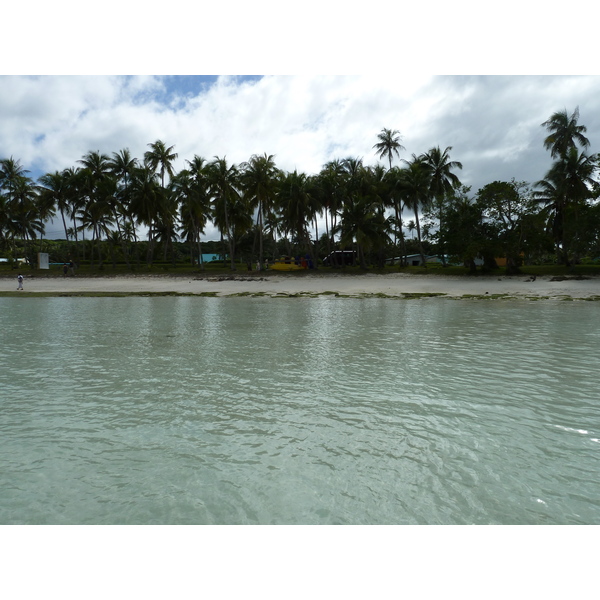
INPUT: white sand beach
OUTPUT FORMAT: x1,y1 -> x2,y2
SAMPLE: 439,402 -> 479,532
5,272 -> 600,299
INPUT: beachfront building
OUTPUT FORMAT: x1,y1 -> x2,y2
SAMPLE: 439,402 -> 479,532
385,254 -> 442,266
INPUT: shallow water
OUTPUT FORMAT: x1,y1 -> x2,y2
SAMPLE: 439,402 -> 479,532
1,297 -> 599,524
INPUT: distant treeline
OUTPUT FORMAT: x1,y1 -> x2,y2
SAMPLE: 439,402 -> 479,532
1,109 -> 599,272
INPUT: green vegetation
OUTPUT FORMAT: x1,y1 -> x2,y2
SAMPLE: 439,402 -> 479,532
401,292 -> 447,299
4,288 -> 597,301
3,253 -> 600,280
2,109 -> 600,275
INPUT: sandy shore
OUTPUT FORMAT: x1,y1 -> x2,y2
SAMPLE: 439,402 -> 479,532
4,272 -> 600,299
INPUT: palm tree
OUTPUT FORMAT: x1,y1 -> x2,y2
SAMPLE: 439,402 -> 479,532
364,164 -> 392,267
399,156 -> 432,266
77,175 -> 117,267
78,150 -> 111,179
35,175 -> 58,253
0,159 -> 34,259
329,160 -> 391,268
5,174 -> 42,264
422,146 -> 463,201
373,128 -> 405,170
314,160 -> 346,263
109,148 -> 138,188
240,153 -> 279,269
75,152 -> 114,264
534,170 -> 562,254
206,156 -> 244,270
144,140 -> 178,189
172,157 -> 212,268
62,167 -> 87,261
38,171 -> 72,242
277,169 -> 315,259
75,149 -> 136,267
186,157 -> 213,243
0,160 -> 35,256
172,169 -> 196,265
109,150 -> 143,265
421,146 -> 463,265
335,170 -> 389,269
0,157 -> 29,201
534,147 -> 598,265
153,218 -> 179,262
144,141 -> 179,262
158,186 -> 180,263
444,188 -> 485,272
384,166 -> 409,265
128,164 -> 162,265
0,194 -> 8,247
373,133 -> 405,262
542,107 -> 590,159
103,150 -> 141,268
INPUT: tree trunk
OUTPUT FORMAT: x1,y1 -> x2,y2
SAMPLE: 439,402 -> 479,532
358,244 -> 368,269
222,197 -> 236,271
197,231 -> 204,271
113,212 -> 130,269
312,216 -> 319,269
258,201 -> 264,270
414,206 -> 426,267
147,223 -> 156,266
437,197 -> 447,267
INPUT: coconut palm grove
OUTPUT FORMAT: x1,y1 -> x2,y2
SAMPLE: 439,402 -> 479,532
1,108 -> 599,274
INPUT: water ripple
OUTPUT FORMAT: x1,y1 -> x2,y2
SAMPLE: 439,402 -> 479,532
1,297 -> 600,524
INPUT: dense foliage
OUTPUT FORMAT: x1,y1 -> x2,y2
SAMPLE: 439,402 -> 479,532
1,109 -> 599,271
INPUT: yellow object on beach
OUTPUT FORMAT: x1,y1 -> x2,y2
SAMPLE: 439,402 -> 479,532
269,257 -> 306,271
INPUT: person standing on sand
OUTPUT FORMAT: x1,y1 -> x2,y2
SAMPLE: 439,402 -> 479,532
17,273 -> 24,290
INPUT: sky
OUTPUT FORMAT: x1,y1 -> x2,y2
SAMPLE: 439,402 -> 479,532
2,73 -> 599,238
3,74 -> 600,190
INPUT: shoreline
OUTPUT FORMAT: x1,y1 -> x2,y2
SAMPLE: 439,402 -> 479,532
2,272 -> 600,299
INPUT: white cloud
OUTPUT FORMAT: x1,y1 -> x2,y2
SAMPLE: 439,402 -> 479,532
2,74 -> 600,198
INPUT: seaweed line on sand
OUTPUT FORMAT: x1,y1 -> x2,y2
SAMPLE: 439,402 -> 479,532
3,290 -> 599,300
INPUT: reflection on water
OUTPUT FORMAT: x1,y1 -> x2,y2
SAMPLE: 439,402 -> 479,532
1,297 -> 600,524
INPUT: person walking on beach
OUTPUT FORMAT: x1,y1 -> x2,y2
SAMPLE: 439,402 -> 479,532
17,273 -> 24,290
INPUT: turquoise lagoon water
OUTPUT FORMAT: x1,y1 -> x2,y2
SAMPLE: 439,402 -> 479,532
1,296 -> 599,524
